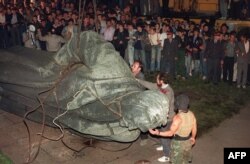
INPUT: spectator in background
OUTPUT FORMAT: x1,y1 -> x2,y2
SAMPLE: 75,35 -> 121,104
186,27 -> 203,77
126,22 -> 136,66
236,33 -> 249,89
240,0 -> 250,20
39,19 -> 50,50
81,16 -> 91,31
143,23 -> 152,72
113,22 -> 128,58
175,27 -> 187,80
61,18 -> 77,41
46,14 -> 54,30
229,0 -> 241,19
185,30 -> 194,78
52,18 -> 64,35
23,7 -> 33,24
148,26 -> 161,72
71,12 -> 78,25
103,19 -> 115,42
10,7 -> 23,46
160,29 -> 179,79
205,31 -> 224,85
33,8 -> 42,23
200,32 -> 210,80
89,16 -> 96,31
30,15 -> 41,33
219,0 -> 229,19
29,2 -> 36,14
159,23 -> 168,48
0,8 -> 9,48
97,14 -> 106,35
223,31 -> 238,85
220,23 -> 229,36
134,23 -> 148,72
22,24 -> 40,49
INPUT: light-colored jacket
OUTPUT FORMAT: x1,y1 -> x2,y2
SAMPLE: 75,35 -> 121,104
22,31 -> 40,49
38,34 -> 66,52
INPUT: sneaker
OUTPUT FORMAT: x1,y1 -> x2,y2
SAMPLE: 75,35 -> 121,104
237,85 -> 241,88
242,85 -> 246,89
158,156 -> 170,162
156,145 -> 163,151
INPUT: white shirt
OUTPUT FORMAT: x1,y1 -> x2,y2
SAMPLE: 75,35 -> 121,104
103,26 -> 115,41
244,40 -> 249,54
148,33 -> 161,46
160,32 -> 167,47
0,13 -> 6,24
38,34 -> 66,52
100,20 -> 106,35
11,14 -> 18,24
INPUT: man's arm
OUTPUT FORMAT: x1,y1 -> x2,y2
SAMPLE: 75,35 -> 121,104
190,115 -> 197,145
37,29 -> 48,42
149,115 -> 181,137
136,79 -> 158,90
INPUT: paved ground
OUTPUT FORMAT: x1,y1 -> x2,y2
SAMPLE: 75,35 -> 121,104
0,105 -> 250,164
192,105 -> 250,164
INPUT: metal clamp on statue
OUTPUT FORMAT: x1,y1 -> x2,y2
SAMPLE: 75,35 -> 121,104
0,31 -> 169,142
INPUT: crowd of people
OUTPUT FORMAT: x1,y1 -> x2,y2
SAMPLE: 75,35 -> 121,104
1,0 -> 250,88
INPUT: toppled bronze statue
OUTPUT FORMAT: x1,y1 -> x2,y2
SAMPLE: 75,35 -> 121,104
0,31 -> 169,142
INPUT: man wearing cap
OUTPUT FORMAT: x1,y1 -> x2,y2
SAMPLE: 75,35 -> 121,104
149,94 -> 197,164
